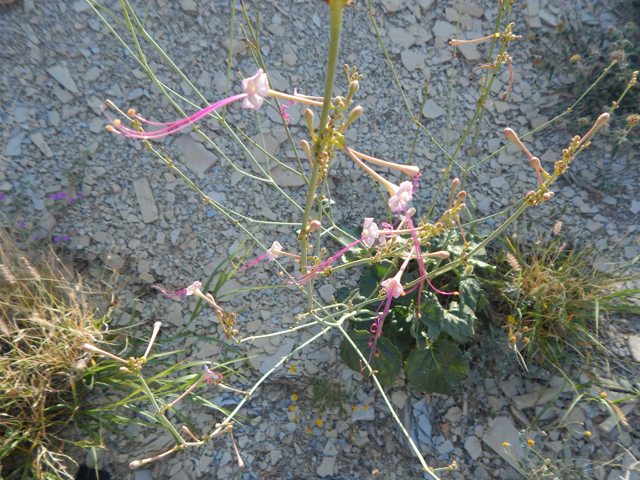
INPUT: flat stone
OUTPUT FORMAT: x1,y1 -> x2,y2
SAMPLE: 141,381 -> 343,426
105,253 -> 125,270
84,66 -> 101,81
269,449 -> 282,465
490,176 -> 507,188
628,335 -> 640,362
465,436 -> 482,460
483,416 -> 524,474
255,337 -> 295,375
132,177 -> 159,223
512,386 -> 562,410
500,379 -> 521,398
487,396 -> 504,410
174,135 -> 217,175
457,43 -> 481,61
165,303 -> 184,327
630,200 -> 640,215
14,106 -> 35,123
133,470 -> 153,480
461,2 -> 484,17
445,406 -> 463,423
560,406 -> 586,439
318,284 -> 336,303
438,439 -> 455,454
400,49 -> 426,71
422,100 -> 445,120
31,212 -> 57,240
316,456 -> 336,477
30,133 -> 54,158
270,165 -> 306,188
222,38 -> 246,56
323,440 -> 338,456
585,220 -> 603,233
269,70 -> 289,91
381,0 -> 404,12
4,133 -> 25,156
283,45 -> 297,66
180,0 -> 197,12
539,10 -> 558,26
391,390 -> 408,409
432,20 -> 457,39
47,65 -> 79,94
388,27 -> 416,49
352,405 -> 375,421
249,134 -> 280,164
72,0 -> 90,12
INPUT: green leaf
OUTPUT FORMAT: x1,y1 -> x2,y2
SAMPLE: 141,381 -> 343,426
358,262 -> 395,299
359,269 -> 380,298
442,301 -> 476,342
468,257 -> 496,273
419,292 -> 445,341
404,340 -> 467,395
458,278 -> 482,311
340,330 -> 402,386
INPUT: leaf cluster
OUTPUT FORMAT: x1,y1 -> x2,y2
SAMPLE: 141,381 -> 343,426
338,232 -> 494,395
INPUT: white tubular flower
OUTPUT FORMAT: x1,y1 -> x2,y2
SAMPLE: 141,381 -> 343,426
266,241 -> 282,261
186,281 -> 202,296
241,69 -> 269,110
361,217 -> 379,248
381,276 -> 404,299
388,181 -> 414,212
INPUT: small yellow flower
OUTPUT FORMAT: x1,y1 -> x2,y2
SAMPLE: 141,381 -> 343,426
527,439 -> 535,446
507,315 -> 516,324
585,431 -> 591,436
502,442 -> 510,447
292,394 -> 298,401
363,406 -> 368,411
570,54 -> 581,63
316,419 -> 323,426
289,405 -> 295,411
290,365 -> 295,372
350,435 -> 354,441
510,335 -> 517,343
524,337 -> 530,343
353,406 -> 358,411
306,428 -> 311,434
293,418 -> 298,423
600,392 -> 607,398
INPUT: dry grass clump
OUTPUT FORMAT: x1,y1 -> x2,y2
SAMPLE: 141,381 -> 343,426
0,227 -> 114,480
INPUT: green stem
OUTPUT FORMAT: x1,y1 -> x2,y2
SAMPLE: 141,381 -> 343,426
300,0 -> 345,311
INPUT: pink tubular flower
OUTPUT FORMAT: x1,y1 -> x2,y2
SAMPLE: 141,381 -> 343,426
388,181 -> 413,212
380,276 -> 404,299
237,241 -> 299,271
204,364 -> 223,385
361,218 -> 379,248
241,69 -> 270,110
266,241 -> 283,261
366,250 -> 412,365
155,281 -> 202,298
105,70 -> 269,140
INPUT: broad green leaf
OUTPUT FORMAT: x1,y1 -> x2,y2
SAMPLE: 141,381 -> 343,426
419,291 -> 445,341
404,340 -> 467,395
442,301 -> 476,342
359,269 -> 380,298
340,330 -> 402,386
459,278 -> 482,311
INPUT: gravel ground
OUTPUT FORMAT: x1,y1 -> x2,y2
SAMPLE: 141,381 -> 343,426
1,0 -> 639,479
